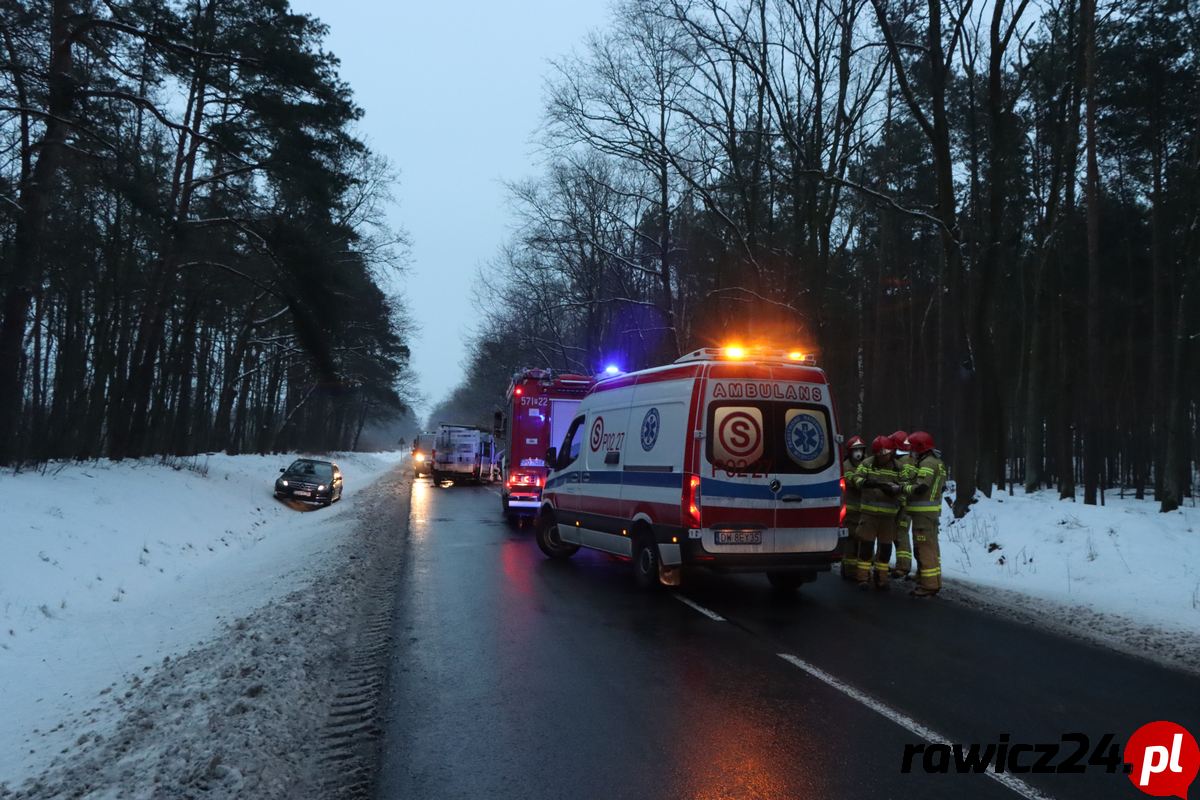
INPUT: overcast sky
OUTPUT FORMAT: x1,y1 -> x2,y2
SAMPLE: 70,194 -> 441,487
290,0 -> 611,414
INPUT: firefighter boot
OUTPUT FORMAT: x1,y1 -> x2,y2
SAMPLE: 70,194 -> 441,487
873,541 -> 893,589
892,514 -> 913,579
841,532 -> 859,581
855,536 -> 875,588
912,524 -> 942,596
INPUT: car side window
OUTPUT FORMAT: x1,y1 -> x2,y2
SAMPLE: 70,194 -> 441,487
559,415 -> 585,470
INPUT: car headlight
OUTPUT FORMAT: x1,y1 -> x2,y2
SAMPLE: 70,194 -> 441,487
281,479 -> 289,487
318,484 -> 326,491
414,453 -> 426,462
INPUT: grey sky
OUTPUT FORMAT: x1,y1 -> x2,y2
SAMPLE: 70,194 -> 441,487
290,0 -> 611,414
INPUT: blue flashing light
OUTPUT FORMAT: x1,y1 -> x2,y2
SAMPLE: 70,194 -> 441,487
604,365 -> 621,376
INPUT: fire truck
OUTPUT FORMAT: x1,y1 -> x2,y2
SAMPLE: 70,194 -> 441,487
499,368 -> 595,520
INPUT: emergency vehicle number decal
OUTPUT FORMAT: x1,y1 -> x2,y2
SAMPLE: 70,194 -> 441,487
589,415 -> 626,452
713,407 -> 764,467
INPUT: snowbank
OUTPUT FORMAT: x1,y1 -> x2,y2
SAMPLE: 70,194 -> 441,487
938,489 -> 1200,667
0,451 -> 404,785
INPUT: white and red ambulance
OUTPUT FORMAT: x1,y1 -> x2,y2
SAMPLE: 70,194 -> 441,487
500,369 -> 595,520
536,347 -> 847,589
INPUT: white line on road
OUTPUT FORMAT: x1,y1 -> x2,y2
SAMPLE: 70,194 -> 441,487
776,653 -> 1056,800
674,595 -> 726,621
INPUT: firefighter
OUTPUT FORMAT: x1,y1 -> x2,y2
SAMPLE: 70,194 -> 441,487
901,431 -> 948,597
840,436 -> 868,581
848,435 -> 904,589
890,430 -> 915,580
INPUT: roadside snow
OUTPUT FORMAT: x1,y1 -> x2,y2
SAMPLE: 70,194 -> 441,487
936,489 -> 1200,670
0,451 -> 404,787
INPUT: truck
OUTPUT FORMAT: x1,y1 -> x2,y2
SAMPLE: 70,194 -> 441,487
498,368 -> 595,520
411,431 -> 435,478
431,424 -> 497,484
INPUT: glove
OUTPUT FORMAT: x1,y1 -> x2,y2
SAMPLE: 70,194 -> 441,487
861,478 -> 881,490
881,482 -> 901,496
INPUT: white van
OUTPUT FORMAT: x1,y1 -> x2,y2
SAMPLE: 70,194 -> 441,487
537,348 -> 847,589
432,424 -> 496,484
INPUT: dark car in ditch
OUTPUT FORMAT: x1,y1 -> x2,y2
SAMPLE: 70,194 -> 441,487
274,458 -> 343,506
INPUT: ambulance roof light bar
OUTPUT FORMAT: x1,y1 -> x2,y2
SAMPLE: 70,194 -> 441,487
674,347 -> 817,366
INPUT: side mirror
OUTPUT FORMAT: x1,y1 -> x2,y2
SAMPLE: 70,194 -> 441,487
279,467 -> 285,473
545,446 -> 558,469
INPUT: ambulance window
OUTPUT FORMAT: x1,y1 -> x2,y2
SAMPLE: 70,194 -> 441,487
706,401 -> 833,474
559,415 -> 585,469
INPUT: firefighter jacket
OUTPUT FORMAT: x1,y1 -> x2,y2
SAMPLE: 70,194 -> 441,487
902,450 -> 948,517
842,457 -> 864,512
896,453 -> 915,510
849,455 -> 904,515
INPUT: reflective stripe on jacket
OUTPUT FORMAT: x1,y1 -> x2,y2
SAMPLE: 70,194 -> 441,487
842,457 -> 863,511
902,452 -> 947,515
850,455 -> 904,515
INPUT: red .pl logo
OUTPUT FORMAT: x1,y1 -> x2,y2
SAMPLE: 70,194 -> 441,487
1125,721 -> 1199,798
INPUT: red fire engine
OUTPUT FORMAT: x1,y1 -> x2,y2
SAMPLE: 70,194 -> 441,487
499,368 -> 595,520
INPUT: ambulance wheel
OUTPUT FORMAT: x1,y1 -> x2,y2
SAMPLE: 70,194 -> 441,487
633,532 -> 660,590
766,571 -> 809,592
536,512 -> 577,559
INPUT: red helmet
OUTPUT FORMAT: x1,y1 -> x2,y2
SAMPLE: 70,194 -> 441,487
907,431 -> 935,454
846,435 -> 866,450
890,430 -> 909,450
871,435 -> 894,455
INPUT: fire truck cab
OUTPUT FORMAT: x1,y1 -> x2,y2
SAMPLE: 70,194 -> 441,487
500,369 -> 595,520
537,348 -> 847,590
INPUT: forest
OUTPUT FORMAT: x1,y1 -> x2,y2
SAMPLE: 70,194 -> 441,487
431,0 -> 1200,514
0,0 -> 412,466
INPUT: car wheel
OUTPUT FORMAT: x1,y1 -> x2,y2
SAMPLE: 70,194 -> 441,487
535,511 -> 578,559
766,572 -> 809,592
633,531 -> 660,590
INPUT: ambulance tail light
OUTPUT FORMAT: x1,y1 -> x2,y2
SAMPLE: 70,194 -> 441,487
839,504 -> 847,525
682,473 -> 702,528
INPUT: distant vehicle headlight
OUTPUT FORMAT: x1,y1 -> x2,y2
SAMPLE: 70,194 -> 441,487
414,452 -> 426,462
281,479 -> 289,487
318,484 -> 326,491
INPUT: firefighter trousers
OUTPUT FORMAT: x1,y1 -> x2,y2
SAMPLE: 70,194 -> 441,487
855,512 -> 896,586
841,509 -> 861,580
911,513 -> 942,591
893,511 -> 913,575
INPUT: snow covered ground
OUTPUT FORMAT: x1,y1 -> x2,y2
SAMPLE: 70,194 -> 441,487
0,451 -> 405,789
934,489 -> 1200,670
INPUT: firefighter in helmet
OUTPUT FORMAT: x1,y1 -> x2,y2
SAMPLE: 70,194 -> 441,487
840,436 -> 868,581
901,431 -> 948,597
848,435 -> 904,588
890,430 -> 915,579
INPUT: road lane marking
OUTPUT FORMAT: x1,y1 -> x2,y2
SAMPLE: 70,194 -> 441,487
675,595 -> 726,621
776,653 -> 1056,800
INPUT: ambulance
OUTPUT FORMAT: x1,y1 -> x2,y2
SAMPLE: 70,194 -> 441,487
537,347 -> 847,589
499,368 -> 595,520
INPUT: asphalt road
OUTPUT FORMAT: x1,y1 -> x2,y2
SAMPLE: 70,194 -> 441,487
376,478 -> 1200,800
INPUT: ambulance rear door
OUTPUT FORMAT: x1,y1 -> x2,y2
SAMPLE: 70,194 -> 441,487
700,364 -> 778,554
766,363 -> 840,553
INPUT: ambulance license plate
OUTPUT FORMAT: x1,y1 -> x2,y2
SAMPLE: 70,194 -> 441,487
715,530 -> 762,545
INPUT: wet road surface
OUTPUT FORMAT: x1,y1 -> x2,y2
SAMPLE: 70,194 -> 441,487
376,478 -> 1200,800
